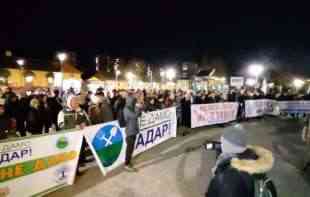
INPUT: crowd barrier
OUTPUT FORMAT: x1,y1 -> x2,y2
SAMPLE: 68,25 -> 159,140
0,107 -> 177,197
191,99 -> 310,128
191,102 -> 239,128
0,130 -> 83,197
245,99 -> 310,118
2,100 -> 310,196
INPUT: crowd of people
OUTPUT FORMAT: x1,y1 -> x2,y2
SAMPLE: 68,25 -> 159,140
1,84 -> 310,140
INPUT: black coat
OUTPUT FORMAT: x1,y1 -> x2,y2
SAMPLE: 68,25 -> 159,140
181,98 -> 191,128
0,114 -> 10,140
27,107 -> 44,134
206,146 -> 274,197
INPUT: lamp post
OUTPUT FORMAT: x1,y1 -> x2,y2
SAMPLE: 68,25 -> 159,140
57,52 -> 67,92
248,63 -> 264,87
166,68 -> 176,81
115,70 -> 121,89
126,72 -> 135,89
16,59 -> 25,86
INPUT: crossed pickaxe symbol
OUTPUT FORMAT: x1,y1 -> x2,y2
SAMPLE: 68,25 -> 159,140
100,127 -> 118,147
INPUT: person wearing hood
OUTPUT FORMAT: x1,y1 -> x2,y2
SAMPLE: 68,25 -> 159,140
123,94 -> 140,172
206,125 -> 274,197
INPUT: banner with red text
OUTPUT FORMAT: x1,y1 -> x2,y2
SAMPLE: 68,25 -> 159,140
191,102 -> 239,128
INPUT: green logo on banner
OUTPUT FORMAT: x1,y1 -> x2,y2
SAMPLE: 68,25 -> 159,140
56,137 -> 69,149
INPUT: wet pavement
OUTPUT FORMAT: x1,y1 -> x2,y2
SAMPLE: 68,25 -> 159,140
47,117 -> 310,197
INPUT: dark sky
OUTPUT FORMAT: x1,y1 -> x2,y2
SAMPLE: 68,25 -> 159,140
1,1 -> 310,74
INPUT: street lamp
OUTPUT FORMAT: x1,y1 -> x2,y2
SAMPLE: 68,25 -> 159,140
16,59 -> 26,85
16,59 -> 25,67
293,78 -> 305,89
115,70 -> 121,89
25,75 -> 34,83
248,64 -> 264,78
166,68 -> 176,81
126,72 -> 136,89
126,72 -> 135,81
57,52 -> 67,91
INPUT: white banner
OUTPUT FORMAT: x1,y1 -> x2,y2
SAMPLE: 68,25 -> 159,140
84,107 -> 177,176
245,99 -> 280,118
191,102 -> 239,128
230,77 -> 244,88
278,101 -> 310,114
134,107 -> 177,156
0,131 -> 83,197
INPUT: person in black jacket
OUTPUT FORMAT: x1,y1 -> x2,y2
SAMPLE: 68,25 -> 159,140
47,89 -> 63,131
206,126 -> 274,197
0,98 -> 10,140
27,98 -> 44,135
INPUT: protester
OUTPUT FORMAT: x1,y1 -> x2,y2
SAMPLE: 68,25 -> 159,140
114,91 -> 127,127
27,98 -> 44,135
123,93 -> 140,172
47,89 -> 63,131
206,125 -> 274,197
88,95 -> 113,124
0,98 -> 10,140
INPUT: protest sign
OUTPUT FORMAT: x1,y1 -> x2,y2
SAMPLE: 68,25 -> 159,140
84,107 -> 177,175
191,102 -> 239,128
0,131 -> 83,197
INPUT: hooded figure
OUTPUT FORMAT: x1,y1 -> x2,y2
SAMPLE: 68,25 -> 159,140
123,95 -> 140,172
123,95 -> 139,137
207,125 -> 274,197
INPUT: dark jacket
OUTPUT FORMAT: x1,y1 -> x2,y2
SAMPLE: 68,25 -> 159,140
181,98 -> 191,128
47,96 -> 63,119
27,107 -> 43,134
206,146 -> 274,197
0,114 -> 10,140
114,96 -> 126,127
123,96 -> 139,136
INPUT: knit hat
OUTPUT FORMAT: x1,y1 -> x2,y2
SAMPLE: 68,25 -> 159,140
221,125 -> 247,154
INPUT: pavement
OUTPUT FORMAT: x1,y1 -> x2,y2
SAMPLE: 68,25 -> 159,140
47,117 -> 310,197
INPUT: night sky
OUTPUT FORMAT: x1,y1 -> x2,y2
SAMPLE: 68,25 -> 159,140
1,1 -> 310,75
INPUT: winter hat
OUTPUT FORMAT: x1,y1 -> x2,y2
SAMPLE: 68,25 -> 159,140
221,125 -> 247,154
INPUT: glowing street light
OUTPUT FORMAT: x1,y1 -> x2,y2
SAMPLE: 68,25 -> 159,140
293,78 -> 305,89
166,68 -> 176,81
25,75 -> 34,83
16,59 -> 25,67
57,52 -> 68,91
126,72 -> 135,81
57,53 -> 67,63
47,76 -> 54,84
126,72 -> 136,89
248,64 -> 264,78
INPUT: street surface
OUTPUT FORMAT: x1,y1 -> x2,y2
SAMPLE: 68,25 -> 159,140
48,117 -> 310,197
